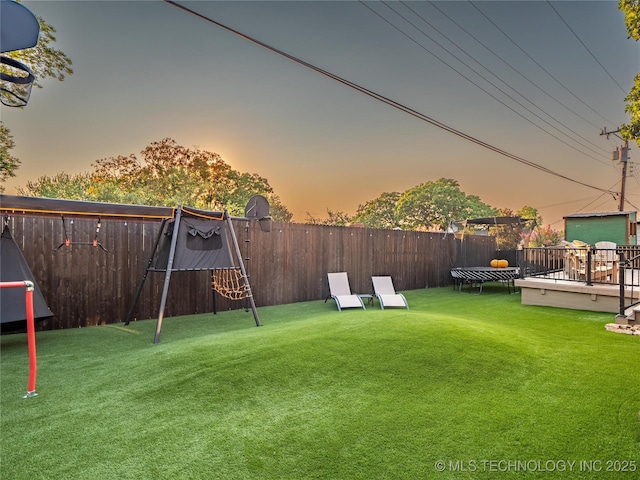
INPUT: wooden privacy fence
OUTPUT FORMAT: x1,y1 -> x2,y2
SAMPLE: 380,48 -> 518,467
2,202 -> 496,331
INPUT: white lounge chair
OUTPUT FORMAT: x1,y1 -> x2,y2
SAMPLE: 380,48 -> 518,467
594,241 -> 617,281
372,276 -> 409,310
327,272 -> 365,311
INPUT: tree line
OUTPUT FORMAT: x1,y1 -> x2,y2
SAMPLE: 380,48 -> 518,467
12,136 -> 534,231
7,128 -> 553,248
15,137 -> 294,221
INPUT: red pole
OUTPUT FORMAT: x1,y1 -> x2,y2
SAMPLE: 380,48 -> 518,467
25,283 -> 37,397
0,280 -> 38,397
0,281 -> 31,288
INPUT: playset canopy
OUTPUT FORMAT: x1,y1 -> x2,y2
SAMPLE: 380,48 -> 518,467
0,225 -> 53,327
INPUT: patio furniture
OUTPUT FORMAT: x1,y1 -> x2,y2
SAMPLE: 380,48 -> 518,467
593,241 -> 617,281
372,276 -> 409,310
562,241 -> 589,280
562,240 -> 618,282
326,272 -> 366,311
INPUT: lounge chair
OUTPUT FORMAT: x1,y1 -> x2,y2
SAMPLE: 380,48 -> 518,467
562,240 -> 588,280
372,276 -> 409,310
594,241 -> 617,281
327,272 -> 365,311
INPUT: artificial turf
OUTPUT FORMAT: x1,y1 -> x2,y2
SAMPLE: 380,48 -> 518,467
1,286 -> 638,479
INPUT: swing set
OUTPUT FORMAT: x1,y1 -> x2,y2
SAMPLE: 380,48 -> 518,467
124,196 -> 271,343
1,194 -> 271,344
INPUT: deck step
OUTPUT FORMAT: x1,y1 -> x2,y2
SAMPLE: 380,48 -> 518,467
619,305 -> 640,325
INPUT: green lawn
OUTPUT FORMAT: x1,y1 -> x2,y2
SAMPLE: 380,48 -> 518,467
1,286 -> 638,479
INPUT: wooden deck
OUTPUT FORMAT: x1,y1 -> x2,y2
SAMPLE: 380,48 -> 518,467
515,271 -> 639,319
517,246 -> 640,324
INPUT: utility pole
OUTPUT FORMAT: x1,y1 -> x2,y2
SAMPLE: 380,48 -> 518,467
601,127 -> 629,212
618,140 -> 628,212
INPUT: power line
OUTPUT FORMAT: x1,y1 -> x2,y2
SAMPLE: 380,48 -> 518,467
626,199 -> 640,211
470,1 -> 618,128
162,0 -> 616,196
576,195 -> 615,214
538,195 -> 607,209
424,1 -> 611,134
546,1 -> 627,95
377,1 -> 612,165
540,179 -> 621,214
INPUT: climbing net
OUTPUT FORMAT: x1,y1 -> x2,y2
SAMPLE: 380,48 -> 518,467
212,268 -> 251,300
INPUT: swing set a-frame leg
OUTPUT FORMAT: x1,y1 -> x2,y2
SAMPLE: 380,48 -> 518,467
153,208 -> 183,344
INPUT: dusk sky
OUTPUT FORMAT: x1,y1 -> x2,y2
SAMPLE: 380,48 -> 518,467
2,0 -> 638,227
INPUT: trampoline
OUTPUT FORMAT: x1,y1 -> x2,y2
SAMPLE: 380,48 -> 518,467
450,266 -> 520,294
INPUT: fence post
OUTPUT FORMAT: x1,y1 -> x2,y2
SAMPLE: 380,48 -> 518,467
618,251 -> 626,318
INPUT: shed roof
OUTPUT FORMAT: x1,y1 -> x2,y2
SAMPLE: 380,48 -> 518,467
563,211 -> 636,219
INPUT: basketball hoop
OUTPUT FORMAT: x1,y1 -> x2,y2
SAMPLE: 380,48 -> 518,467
244,195 -> 272,232
0,56 -> 34,107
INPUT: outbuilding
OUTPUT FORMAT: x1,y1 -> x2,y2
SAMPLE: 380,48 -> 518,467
563,211 -> 637,245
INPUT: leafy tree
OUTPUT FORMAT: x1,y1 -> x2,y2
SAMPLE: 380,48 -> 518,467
0,6 -> 73,186
0,124 -> 19,191
354,192 -> 402,230
396,178 -> 497,231
619,0 -> 640,144
513,205 -> 543,247
515,206 -> 542,226
18,138 -> 293,221
487,205 -> 560,248
457,205 -> 540,249
304,209 -> 354,226
619,0 -> 640,40
20,172 -> 98,200
489,208 -> 528,250
621,74 -> 640,143
528,225 -> 564,247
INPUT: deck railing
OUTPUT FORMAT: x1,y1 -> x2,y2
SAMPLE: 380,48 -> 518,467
522,245 -> 640,317
617,251 -> 640,316
521,246 -> 623,286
